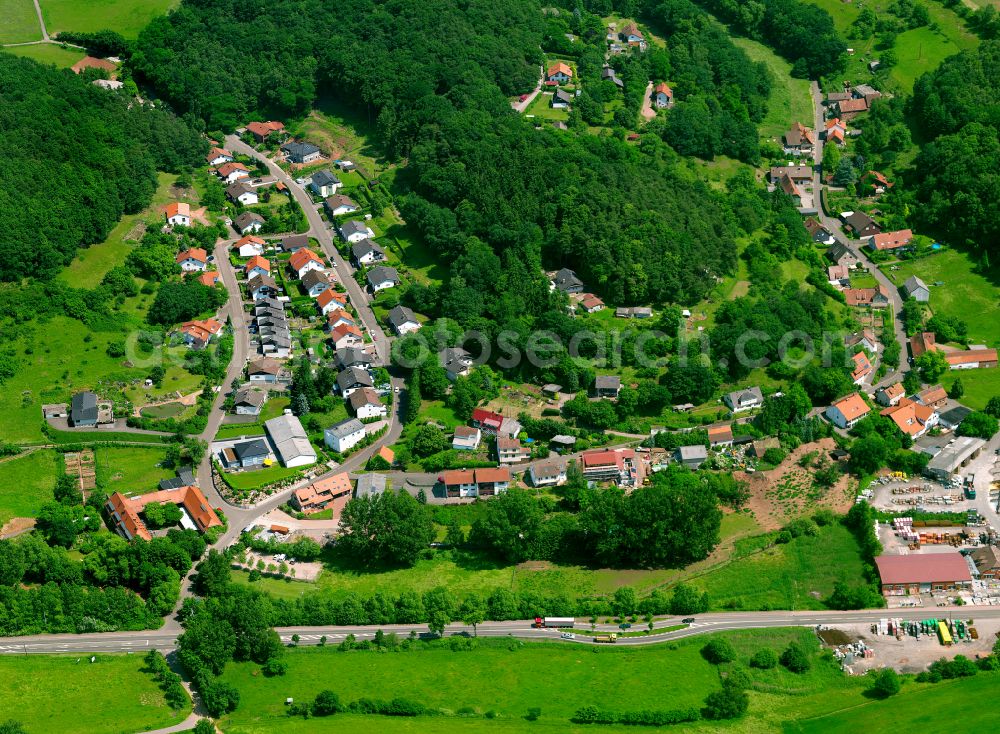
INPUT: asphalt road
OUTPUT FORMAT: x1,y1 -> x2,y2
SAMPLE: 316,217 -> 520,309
6,606 -> 1000,654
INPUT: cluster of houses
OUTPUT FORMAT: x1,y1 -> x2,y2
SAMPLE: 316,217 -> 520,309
216,413 -> 318,472
290,470 -> 391,514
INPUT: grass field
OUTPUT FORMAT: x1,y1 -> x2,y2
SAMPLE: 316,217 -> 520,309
880,248 -> 1000,346
732,37 -> 812,140
222,464 -> 305,491
690,524 -> 866,611
39,0 -> 179,38
525,91 -> 570,122
0,653 -> 189,734
0,449 -> 57,526
949,367 -> 1000,411
94,446 -> 173,494
0,0 -> 42,43
219,629 -> 872,734
2,43 -> 84,67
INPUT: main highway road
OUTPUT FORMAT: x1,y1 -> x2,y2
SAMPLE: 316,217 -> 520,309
6,606 -> 1000,654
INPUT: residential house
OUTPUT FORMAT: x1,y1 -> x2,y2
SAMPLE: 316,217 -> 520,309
475,467 -> 511,496
828,264 -> 851,285
723,386 -> 763,413
337,367 -> 374,397
349,387 -> 387,419
441,347 -> 473,380
676,444 -> 708,469
869,229 -> 913,252
453,426 -> 482,451
910,332 -> 937,359
845,328 -> 879,353
824,117 -> 848,145
844,284 -> 890,308
244,254 -> 271,280
653,82 -> 673,108
106,486 -> 220,542
827,241 -> 859,269
255,298 -> 292,359
902,275 -> 930,302
944,347 -> 999,370
281,234 -> 309,253
441,467 -> 511,498
805,218 -> 835,245
325,418 -> 367,453
881,398 -> 938,438
265,413 -> 317,467
301,269 -> 332,298
835,97 -> 867,121
601,66 -> 624,88
376,446 -> 395,467
226,181 -> 258,206
875,382 -> 906,407
165,202 -> 191,227
217,162 -> 250,184
280,140 -> 321,164
579,293 -> 605,313
594,375 -> 621,399
777,174 -> 805,205
619,22 -> 645,47
708,424 -> 734,448
768,165 -> 812,183
233,385 -> 267,416
336,347 -> 373,370
551,268 -> 584,293
179,318 -> 223,350
293,473 -> 352,514
330,323 -> 363,350
355,473 -> 388,498
236,235 -> 266,257
247,273 -> 279,300
550,435 -> 577,451
826,392 -> 871,429
309,170 -> 342,197
325,308 -> 355,331
471,408 -> 504,436
551,89 -> 574,108
497,437 -> 531,464
176,247 -> 208,272
972,546 -> 1000,581
351,238 -> 386,266
248,358 -> 284,384
366,265 -> 399,292
546,62 -> 573,84
246,120 -> 286,143
289,248 -> 324,279
841,211 -> 881,239
916,384 -> 948,408
198,271 -> 220,287
206,147 -> 233,166
70,391 -> 99,427
782,121 -> 815,155
580,448 -> 639,486
853,84 -> 882,105
851,351 -> 874,385
339,220 -> 375,243
387,305 -> 420,335
324,194 -> 358,218
316,288 -> 348,315
234,211 -> 265,234
222,438 -> 270,468
529,460 -> 567,487
862,170 -> 893,197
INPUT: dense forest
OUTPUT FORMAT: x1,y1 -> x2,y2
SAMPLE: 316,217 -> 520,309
0,55 -> 204,281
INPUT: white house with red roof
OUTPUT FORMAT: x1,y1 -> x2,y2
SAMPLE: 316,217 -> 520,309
826,392 -> 871,429
165,202 -> 191,227
176,247 -> 208,272
206,147 -> 233,166
289,248 -> 324,279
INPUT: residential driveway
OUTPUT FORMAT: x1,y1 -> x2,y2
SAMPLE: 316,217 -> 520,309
640,81 -> 655,121
512,67 -> 544,113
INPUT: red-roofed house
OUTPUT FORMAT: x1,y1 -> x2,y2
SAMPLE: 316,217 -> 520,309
910,331 -> 936,359
826,393 -> 871,429
179,318 -> 224,349
236,235 -> 266,257
165,202 -> 191,227
316,288 -> 348,315
293,472 -> 352,514
439,468 -> 511,498
579,293 -> 605,313
106,486 -> 221,542
246,120 -> 286,142
654,82 -> 673,108
206,147 -> 234,166
868,229 -> 913,252
835,97 -> 868,120
824,118 -> 847,145
946,348 -> 998,370
217,162 -> 250,184
471,408 -> 504,436
851,351 -> 873,385
198,271 -> 220,287
862,170 -> 893,197
880,398 -> 938,438
289,248 -> 324,278
581,448 -> 639,486
244,255 -> 271,279
176,247 -> 208,272
708,424 -> 734,447
330,323 -> 363,350
547,62 -> 573,84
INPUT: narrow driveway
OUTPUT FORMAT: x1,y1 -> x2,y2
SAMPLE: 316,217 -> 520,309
225,135 -> 390,367
512,66 -> 544,113
639,81 -> 655,121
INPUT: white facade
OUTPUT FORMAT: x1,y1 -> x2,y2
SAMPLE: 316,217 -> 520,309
167,213 -> 191,227
178,257 -> 206,272
325,423 -> 367,453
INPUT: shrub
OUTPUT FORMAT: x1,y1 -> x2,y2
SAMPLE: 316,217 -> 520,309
749,648 -> 778,669
870,668 -> 901,698
312,690 -> 342,716
780,642 -> 811,673
702,684 -> 749,720
701,638 -> 737,664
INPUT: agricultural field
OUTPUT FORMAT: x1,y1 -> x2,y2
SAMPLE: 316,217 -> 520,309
881,248 -> 1000,346
218,629 -> 870,734
2,43 -> 84,68
0,0 -> 42,43
232,513 -> 763,602
0,449 -> 57,527
39,0 -> 179,38
94,446 -> 173,494
732,37 -> 813,140
0,653 -> 189,734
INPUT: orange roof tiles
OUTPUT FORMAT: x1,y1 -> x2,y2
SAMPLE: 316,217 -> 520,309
832,393 -> 870,421
289,247 -> 322,272
176,247 -> 207,264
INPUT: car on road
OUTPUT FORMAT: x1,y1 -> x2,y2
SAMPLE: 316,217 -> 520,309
682,618 -> 696,624
560,632 -> 575,639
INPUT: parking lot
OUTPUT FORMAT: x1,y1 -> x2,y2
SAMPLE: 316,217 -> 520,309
863,472 -> 979,513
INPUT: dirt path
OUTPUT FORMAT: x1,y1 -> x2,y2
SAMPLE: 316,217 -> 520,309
512,66 -> 544,113
640,81 -> 655,121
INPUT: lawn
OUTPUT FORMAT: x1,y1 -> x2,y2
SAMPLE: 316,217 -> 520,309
525,91 -> 569,122
222,464 -> 306,491
880,248 -> 1000,346
0,0 -> 42,43
790,672 -> 1000,733
39,0 -> 179,38
949,368 -> 1000,411
731,37 -> 812,140
0,449 -> 57,526
0,653 -> 189,734
219,629 -> 868,734
689,523 -> 867,611
2,43 -> 84,67
94,446 -> 173,494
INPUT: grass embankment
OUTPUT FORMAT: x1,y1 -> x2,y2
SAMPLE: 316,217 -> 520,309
0,449 -> 57,526
0,653 -> 190,734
